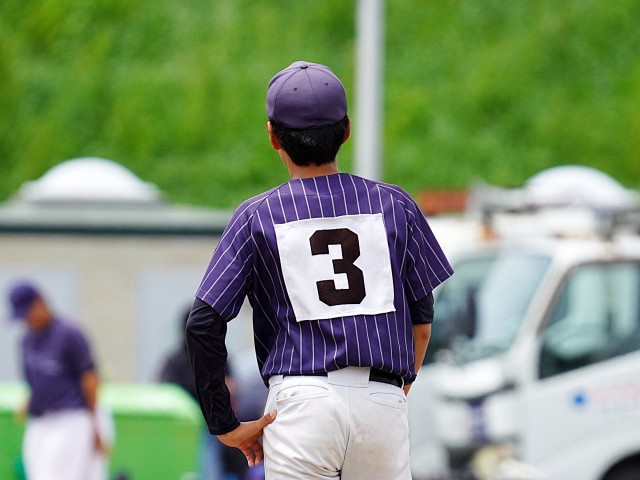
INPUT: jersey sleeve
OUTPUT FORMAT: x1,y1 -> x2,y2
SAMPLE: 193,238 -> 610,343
196,200 -> 256,320
403,195 -> 454,302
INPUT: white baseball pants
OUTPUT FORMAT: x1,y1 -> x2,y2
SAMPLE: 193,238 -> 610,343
263,366 -> 411,480
23,409 -> 110,480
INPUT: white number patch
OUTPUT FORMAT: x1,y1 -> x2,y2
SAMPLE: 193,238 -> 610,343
274,214 -> 395,321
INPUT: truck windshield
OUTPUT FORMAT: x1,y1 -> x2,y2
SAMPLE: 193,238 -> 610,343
426,253 -> 496,363
432,252 -> 550,363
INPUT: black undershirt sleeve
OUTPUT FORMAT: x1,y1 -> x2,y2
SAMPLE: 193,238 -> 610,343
185,297 -> 240,435
409,292 -> 435,325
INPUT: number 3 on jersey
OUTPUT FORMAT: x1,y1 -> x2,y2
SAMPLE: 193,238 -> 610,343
275,214 -> 395,322
309,228 -> 366,306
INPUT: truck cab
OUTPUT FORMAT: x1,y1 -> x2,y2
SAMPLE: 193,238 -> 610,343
409,166 -> 640,480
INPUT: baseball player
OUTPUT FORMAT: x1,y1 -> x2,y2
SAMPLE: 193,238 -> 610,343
186,61 -> 453,479
7,281 -> 111,480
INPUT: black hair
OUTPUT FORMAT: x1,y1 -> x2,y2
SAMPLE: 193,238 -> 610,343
270,115 -> 349,167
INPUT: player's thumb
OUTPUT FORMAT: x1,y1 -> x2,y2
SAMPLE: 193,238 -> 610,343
260,409 -> 277,427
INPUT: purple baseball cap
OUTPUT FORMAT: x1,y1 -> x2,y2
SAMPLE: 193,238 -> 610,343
8,281 -> 40,320
266,61 -> 348,129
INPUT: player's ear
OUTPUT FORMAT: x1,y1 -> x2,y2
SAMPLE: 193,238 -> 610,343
341,117 -> 351,145
267,121 -> 281,150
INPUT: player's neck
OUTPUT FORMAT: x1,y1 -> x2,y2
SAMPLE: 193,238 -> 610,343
286,159 -> 340,180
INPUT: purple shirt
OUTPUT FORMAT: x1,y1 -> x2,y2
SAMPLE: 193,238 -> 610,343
22,318 -> 96,416
197,173 -> 453,383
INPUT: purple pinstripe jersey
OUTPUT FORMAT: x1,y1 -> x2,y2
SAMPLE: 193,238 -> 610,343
197,173 -> 453,383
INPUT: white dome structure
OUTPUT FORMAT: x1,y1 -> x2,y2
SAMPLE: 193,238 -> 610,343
523,165 -> 637,210
18,157 -> 162,204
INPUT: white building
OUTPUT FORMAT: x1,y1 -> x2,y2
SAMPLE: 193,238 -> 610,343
0,158 -> 253,383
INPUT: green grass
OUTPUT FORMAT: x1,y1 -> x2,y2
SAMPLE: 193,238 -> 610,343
1,0 -> 639,209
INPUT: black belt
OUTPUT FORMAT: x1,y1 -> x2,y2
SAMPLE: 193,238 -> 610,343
369,368 -> 404,388
286,368 -> 404,388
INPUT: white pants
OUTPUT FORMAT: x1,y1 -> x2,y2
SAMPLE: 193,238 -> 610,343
23,409 -> 110,480
263,367 -> 411,480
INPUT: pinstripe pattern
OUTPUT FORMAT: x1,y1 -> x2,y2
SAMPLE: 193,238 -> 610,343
197,173 -> 452,383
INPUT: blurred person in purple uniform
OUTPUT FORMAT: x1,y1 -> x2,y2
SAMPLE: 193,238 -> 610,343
7,281 -> 111,480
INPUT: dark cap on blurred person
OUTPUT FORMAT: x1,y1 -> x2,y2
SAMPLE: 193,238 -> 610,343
8,282 -> 40,320
266,61 -> 348,129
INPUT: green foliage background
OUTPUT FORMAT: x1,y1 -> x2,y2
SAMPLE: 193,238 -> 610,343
1,0 -> 639,208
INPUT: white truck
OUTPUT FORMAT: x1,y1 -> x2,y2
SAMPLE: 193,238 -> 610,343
409,166 -> 640,480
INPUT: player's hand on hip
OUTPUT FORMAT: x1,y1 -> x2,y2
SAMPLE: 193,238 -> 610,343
217,409 -> 277,468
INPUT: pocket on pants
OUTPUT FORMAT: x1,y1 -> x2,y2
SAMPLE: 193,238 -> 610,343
276,383 -> 330,405
368,391 -> 408,410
